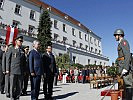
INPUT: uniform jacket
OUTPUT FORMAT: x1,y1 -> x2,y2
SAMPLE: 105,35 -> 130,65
117,38 -> 131,73
29,49 -> 43,75
42,53 -> 57,75
6,47 -> 26,75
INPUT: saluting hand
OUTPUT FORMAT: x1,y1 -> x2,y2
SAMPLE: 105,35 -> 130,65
6,71 -> 10,74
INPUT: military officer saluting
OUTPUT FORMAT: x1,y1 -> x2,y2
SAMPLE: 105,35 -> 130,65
6,36 -> 26,100
114,29 -> 133,100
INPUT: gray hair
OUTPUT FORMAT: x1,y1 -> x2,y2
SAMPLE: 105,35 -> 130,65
33,40 -> 40,45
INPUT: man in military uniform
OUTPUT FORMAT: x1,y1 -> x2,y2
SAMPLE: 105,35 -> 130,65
114,29 -> 133,100
6,36 -> 26,100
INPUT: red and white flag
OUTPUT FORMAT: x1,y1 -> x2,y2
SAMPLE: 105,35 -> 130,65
6,26 -> 18,45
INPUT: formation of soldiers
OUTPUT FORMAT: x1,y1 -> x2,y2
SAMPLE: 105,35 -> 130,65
0,36 -> 57,100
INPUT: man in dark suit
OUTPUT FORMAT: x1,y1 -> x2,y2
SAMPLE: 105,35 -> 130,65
22,46 -> 30,95
29,40 -> 43,100
0,39 -> 4,94
6,36 -> 26,100
43,45 -> 57,100
82,68 -> 87,84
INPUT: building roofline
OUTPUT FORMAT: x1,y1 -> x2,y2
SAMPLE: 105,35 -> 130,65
27,0 -> 101,39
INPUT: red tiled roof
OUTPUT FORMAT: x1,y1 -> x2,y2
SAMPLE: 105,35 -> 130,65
27,0 -> 90,32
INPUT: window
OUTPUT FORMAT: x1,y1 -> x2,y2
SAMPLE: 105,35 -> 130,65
28,25 -> 35,33
85,34 -> 87,41
95,49 -> 97,53
12,20 -> 20,27
30,10 -> 35,20
85,45 -> 88,50
88,59 -> 90,65
72,28 -> 75,36
54,20 -> 58,29
91,47 -> 93,52
80,43 -> 83,48
90,37 -> 93,44
0,0 -> 4,9
100,62 -> 102,65
73,56 -> 76,64
94,61 -> 97,65
99,50 -> 101,54
79,31 -> 82,39
63,24 -> 66,32
15,4 -> 21,15
73,40 -> 76,47
98,41 -> 100,47
59,53 -> 62,56
63,36 -> 67,43
54,33 -> 58,41
94,39 -> 97,46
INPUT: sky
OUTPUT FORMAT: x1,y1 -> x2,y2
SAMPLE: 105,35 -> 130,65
42,0 -> 133,65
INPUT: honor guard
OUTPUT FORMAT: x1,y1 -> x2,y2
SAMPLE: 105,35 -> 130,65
114,29 -> 133,100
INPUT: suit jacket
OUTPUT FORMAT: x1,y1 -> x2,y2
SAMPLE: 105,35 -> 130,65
25,54 -> 30,74
2,52 -> 6,72
117,38 -> 131,73
6,47 -> 26,75
82,70 -> 87,76
29,49 -> 43,75
43,53 -> 57,76
0,49 -> 3,74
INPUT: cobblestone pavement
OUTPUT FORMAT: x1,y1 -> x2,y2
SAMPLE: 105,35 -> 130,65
0,82 -> 118,100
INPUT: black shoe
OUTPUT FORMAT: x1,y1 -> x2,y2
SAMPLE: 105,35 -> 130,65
1,91 -> 4,94
22,91 -> 27,96
6,94 -> 10,98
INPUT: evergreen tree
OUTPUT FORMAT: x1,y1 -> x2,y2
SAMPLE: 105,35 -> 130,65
37,10 -> 52,53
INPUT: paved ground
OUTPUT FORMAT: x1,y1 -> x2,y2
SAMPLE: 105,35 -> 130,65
0,82 -> 118,100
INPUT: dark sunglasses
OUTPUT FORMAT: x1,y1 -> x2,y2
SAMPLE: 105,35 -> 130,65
26,49 -> 29,50
18,40 -> 23,42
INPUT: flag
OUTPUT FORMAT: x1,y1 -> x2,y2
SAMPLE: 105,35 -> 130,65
6,26 -> 18,45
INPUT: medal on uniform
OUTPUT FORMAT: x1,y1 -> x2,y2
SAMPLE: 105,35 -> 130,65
14,53 -> 17,58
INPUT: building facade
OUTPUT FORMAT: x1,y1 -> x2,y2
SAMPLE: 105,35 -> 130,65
0,0 -> 109,66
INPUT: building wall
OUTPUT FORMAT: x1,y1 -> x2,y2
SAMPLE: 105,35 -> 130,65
0,0 -> 109,66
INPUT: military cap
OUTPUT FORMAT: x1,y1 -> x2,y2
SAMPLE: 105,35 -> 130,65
114,29 -> 124,36
15,36 -> 23,40
23,45 -> 29,49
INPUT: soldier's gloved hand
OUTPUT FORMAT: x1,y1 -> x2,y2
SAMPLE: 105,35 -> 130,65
6,71 -> 9,74
122,69 -> 128,75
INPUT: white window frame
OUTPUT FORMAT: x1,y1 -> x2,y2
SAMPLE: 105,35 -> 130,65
54,20 -> 58,29
79,31 -> 82,39
30,10 -> 36,20
72,28 -> 75,36
12,20 -> 20,28
0,0 -> 4,9
14,4 -> 21,15
28,25 -> 35,33
63,24 -> 66,32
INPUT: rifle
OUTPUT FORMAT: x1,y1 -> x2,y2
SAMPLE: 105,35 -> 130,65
101,74 -> 123,100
